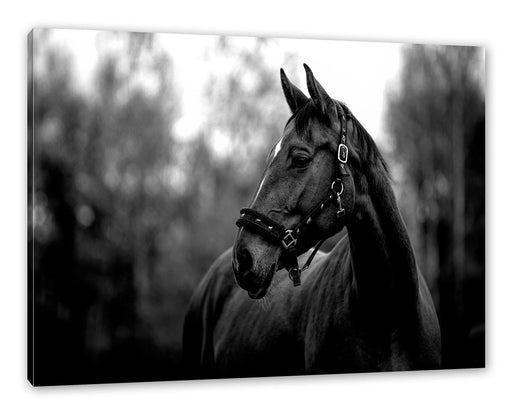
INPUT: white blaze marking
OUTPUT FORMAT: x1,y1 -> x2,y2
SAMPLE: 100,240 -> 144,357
272,136 -> 284,160
253,136 -> 284,201
254,175 -> 267,201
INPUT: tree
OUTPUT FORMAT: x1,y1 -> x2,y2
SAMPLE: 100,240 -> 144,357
385,45 -> 485,368
30,30 -> 182,383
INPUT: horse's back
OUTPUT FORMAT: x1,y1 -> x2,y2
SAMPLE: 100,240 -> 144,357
182,248 -> 235,379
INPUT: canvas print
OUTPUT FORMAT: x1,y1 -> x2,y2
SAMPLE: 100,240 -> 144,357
28,29 -> 485,386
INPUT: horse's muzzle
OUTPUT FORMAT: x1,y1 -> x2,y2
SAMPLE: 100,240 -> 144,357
233,255 -> 275,299
247,263 -> 275,299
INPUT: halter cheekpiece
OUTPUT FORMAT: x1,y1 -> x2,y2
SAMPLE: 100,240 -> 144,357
236,105 -> 351,287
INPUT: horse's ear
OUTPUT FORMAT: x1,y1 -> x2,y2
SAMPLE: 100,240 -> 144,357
304,64 -> 337,119
280,68 -> 309,114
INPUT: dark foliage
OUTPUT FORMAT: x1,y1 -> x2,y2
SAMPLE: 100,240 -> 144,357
28,31 -> 291,385
386,45 -> 485,368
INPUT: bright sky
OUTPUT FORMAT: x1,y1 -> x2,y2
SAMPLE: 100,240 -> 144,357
41,29 -> 403,147
261,37 -> 403,144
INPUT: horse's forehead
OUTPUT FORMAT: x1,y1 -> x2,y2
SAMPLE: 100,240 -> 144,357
269,117 -> 333,165
279,117 -> 332,148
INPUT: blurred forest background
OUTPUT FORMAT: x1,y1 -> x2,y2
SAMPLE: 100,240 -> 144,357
28,30 -> 484,385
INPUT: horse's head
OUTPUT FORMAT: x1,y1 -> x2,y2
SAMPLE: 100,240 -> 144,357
232,65 -> 356,299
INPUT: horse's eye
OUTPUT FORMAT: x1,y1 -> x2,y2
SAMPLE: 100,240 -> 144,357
292,156 -> 311,168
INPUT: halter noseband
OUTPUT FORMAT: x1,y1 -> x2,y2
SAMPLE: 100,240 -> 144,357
236,105 -> 351,287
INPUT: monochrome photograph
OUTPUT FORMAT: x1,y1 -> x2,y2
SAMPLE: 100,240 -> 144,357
28,28 -> 485,386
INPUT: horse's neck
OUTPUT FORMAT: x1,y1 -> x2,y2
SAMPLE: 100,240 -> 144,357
345,168 -> 419,314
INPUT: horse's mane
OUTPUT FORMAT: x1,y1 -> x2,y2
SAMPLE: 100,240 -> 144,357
286,100 -> 389,177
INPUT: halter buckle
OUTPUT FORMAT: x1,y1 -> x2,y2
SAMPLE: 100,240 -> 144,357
337,144 -> 349,164
282,230 -> 297,250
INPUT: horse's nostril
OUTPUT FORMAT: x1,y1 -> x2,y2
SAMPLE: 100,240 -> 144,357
237,248 -> 253,276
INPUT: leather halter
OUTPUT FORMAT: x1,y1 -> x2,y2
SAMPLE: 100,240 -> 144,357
236,104 -> 352,287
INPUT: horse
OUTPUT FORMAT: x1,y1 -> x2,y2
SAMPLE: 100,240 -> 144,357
183,64 -> 441,378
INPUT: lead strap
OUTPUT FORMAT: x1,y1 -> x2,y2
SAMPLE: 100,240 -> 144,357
286,237 -> 328,286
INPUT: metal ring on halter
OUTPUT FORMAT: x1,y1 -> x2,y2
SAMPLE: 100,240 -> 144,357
331,179 -> 344,196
